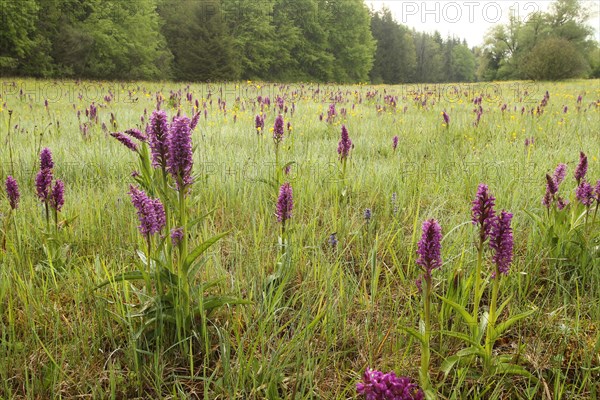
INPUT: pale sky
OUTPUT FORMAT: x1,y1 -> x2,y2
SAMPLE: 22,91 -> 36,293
365,0 -> 600,47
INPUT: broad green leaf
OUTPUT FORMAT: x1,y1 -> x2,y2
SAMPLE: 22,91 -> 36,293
439,295 -> 476,327
400,325 -> 425,345
441,330 -> 484,349
96,270 -> 145,289
200,295 -> 251,313
183,231 -> 229,273
491,362 -> 537,381
457,346 -> 485,357
478,311 -> 489,342
187,208 -> 216,230
440,355 -> 461,375
137,250 -> 148,265
497,294 -> 513,317
495,309 -> 536,337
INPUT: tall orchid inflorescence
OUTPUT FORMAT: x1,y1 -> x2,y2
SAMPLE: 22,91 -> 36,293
5,176 -> 20,210
148,109 -> 170,171
472,184 -> 496,245
471,184 -> 496,322
35,148 -> 65,228
3,175 -> 21,251
484,209 -> 515,370
273,114 -> 285,145
255,114 -> 264,134
543,163 -> 570,210
271,114 -> 286,183
442,111 -> 450,128
276,182 -> 293,236
338,125 -> 352,161
129,185 -> 166,240
414,218 -> 442,392
338,125 -> 352,180
574,151 -> 587,185
101,106 -> 246,349
573,152 -> 596,209
416,219 -> 443,280
433,184 -> 527,383
489,210 -> 514,277
167,116 -> 194,191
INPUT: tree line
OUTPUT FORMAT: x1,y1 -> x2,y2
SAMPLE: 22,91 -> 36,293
1,0 -> 598,83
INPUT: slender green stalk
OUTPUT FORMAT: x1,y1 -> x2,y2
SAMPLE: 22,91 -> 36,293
472,237 -> 484,335
44,201 -> 50,230
177,184 -> 190,338
161,168 -> 171,236
275,143 -> 280,184
1,210 -> 10,251
484,273 -> 500,371
53,206 -> 59,232
7,111 -> 14,176
420,276 -> 432,392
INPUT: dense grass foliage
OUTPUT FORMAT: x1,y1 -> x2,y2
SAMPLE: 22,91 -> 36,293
0,79 -> 599,399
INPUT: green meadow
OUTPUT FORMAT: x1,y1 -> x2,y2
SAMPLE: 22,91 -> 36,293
0,78 -> 599,399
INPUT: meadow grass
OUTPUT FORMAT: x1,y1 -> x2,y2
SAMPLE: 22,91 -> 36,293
0,79 -> 599,399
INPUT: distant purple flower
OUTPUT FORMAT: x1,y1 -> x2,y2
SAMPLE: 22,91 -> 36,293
36,168 -> 53,202
273,114 -> 284,143
148,110 -> 170,169
125,128 -> 147,142
563,106 -> 568,114
326,103 -> 336,123
489,210 -> 513,277
40,148 -> 54,170
110,132 -> 138,152
524,137 -> 534,147
471,184 -> 496,243
392,135 -> 399,151
255,114 -> 264,134
553,164 -> 567,186
338,125 -> 352,161
328,233 -> 338,248
574,152 -> 587,184
276,182 -> 293,224
416,219 -> 442,279
129,185 -> 166,237
364,208 -> 372,222
168,116 -> 194,188
575,181 -> 594,206
50,179 -> 64,212
171,227 -> 184,246
190,112 -> 200,130
442,111 -> 450,126
356,368 -> 424,400
595,180 -> 600,202
5,175 -> 20,210
543,173 -> 559,208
